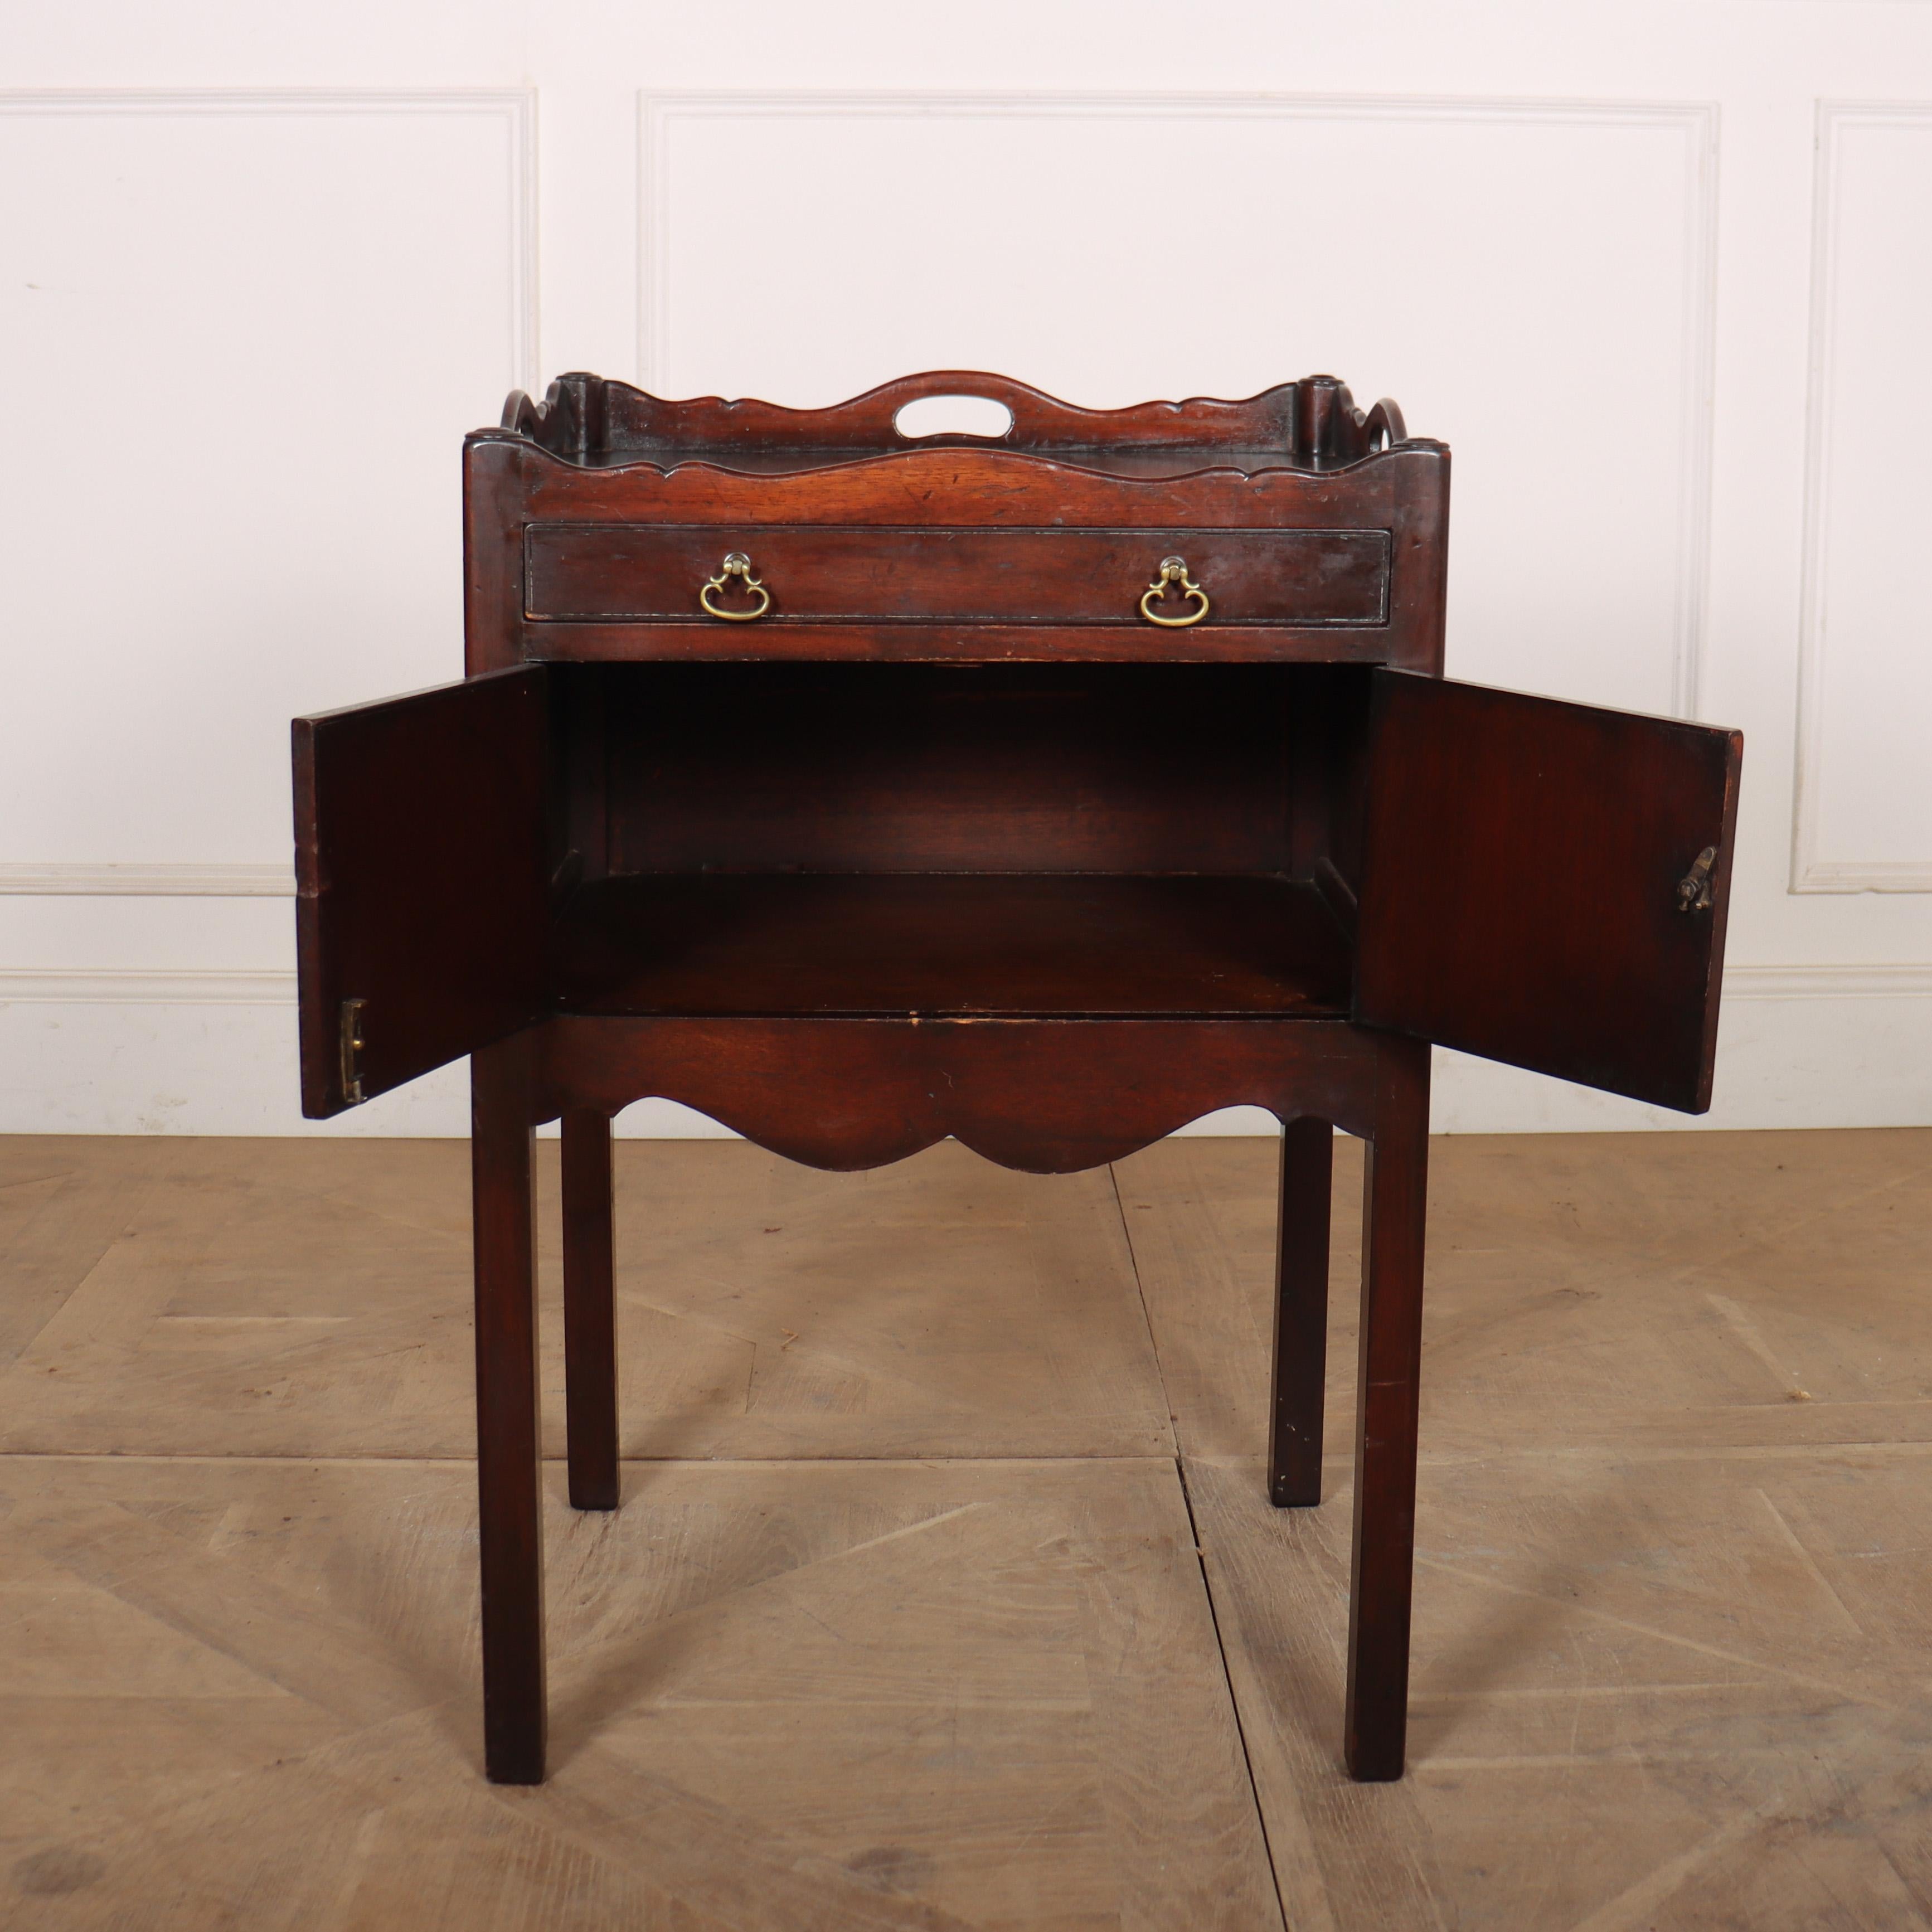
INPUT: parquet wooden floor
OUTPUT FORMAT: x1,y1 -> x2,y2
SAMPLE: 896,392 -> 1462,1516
1,1128 -> 1928,1928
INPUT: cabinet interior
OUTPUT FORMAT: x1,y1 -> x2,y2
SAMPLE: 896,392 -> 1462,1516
547,661 -> 1371,1020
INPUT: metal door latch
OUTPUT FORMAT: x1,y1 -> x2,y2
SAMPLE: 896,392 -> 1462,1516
1676,847 -> 1718,914
339,997 -> 367,1104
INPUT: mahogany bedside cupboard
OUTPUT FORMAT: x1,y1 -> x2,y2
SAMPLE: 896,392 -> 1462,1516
291,371 -> 1742,1787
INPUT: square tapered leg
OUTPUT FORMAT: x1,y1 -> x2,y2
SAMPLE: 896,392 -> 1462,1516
1268,1114 -> 1336,1507
561,1107 -> 620,1511
1343,1037 -> 1431,1782
472,1035 -> 546,1784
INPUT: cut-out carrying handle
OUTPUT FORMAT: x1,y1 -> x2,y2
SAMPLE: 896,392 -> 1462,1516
892,392 -> 1016,440
873,372 -> 1050,442
805,370 -> 1304,452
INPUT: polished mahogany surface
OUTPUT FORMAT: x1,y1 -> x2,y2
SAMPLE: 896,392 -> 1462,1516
495,368 -> 1409,473
591,661 -> 1330,880
295,367 -> 1742,1793
551,873 -> 1353,1021
466,372 -> 1449,673
524,523 -> 1390,628
1357,671 -> 1741,1113
293,666 -> 550,1118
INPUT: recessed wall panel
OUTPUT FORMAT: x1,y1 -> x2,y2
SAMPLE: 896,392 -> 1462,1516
1794,105 -> 1932,892
644,96 -> 1715,717
0,94 -> 533,866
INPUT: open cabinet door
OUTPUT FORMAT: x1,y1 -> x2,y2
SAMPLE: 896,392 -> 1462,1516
1355,671 -> 1741,1112
293,666 -> 551,1118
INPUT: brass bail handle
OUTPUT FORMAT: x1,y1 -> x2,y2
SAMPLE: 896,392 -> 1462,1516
1140,555 -> 1210,628
700,551 -> 771,622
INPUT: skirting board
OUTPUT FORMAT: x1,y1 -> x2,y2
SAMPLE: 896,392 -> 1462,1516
0,966 -> 1926,1135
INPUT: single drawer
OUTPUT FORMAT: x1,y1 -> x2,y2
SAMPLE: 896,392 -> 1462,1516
524,524 -> 1390,629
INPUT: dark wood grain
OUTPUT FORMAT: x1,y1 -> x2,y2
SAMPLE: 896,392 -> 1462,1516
596,662 -> 1306,878
1356,671 -> 1742,1111
525,523 -> 1389,628
472,1033 -> 546,1784
464,438 -> 528,676
1287,665 -> 1376,889
1269,1116 -> 1336,1508
303,368 -> 1739,1794
292,667 -> 551,1116
498,368 -> 1408,463
551,875 -> 1352,1021
512,618 -> 1419,668
561,1107 -> 619,1513
493,424 -> 1436,502
462,436 -> 1449,673
532,1014 -> 1392,1172
1344,1033 -> 1431,1781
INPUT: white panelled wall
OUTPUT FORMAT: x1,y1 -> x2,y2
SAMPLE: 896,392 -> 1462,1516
2,2 -> 1930,1138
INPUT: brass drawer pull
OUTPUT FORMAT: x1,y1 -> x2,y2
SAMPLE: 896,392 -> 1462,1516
1140,555 -> 1210,628
700,551 -> 771,622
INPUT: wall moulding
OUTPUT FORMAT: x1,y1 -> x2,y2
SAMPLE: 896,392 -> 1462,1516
0,863 -> 295,896
0,86 -> 540,400
0,85 -> 540,926
1792,100 -> 1932,894
0,969 -> 295,1004
1724,962 -> 1932,1000
5,962 -> 1923,1009
638,90 -> 1719,719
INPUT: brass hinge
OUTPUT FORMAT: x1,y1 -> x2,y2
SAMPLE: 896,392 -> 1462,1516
1676,847 -> 1718,914
339,997 -> 367,1104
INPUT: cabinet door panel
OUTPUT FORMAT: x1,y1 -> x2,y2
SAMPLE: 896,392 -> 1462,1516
1355,671 -> 1741,1111
293,667 -> 550,1117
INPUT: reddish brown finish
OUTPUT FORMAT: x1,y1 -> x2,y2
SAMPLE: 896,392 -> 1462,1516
1356,671 -> 1743,1111
464,438 -> 526,677
599,662 -> 1309,879
473,439 -> 1446,667
510,615 -> 1417,668
502,367 -> 1401,462
1344,1037 -> 1431,1781
525,523 -> 1390,629
552,875 -> 1352,1022
292,667 -> 551,1117
303,369 -> 1740,1792
463,371 -> 1450,675
1270,1117 -> 1336,1508
471,1033 -> 546,1785
561,1108 -> 619,1512
533,1016 -> 1394,1173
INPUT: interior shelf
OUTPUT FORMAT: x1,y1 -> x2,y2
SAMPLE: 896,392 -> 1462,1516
552,873 -> 1353,1021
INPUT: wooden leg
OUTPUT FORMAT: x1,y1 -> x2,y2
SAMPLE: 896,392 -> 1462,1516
1343,1038 -> 1431,1783
561,1107 -> 620,1511
472,1036 -> 546,1785
1269,1115 -> 1334,1507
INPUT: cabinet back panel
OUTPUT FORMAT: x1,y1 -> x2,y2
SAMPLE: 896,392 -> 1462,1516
591,663 -> 1327,877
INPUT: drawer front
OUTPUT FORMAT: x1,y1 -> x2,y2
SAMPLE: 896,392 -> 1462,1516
525,524 -> 1390,628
